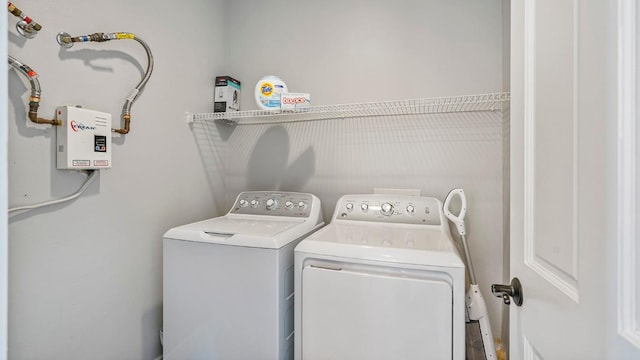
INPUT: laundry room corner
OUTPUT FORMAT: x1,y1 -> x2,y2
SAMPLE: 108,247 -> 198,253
6,0 -> 513,359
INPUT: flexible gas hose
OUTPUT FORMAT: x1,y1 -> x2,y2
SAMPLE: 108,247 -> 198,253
7,2 -> 42,38
57,32 -> 154,134
7,55 -> 60,126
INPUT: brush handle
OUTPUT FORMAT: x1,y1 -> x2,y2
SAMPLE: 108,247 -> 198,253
443,188 -> 467,235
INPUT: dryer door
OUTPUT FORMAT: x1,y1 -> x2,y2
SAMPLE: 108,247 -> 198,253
301,262 -> 453,360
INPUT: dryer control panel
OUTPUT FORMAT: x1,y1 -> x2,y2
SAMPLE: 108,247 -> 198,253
230,191 -> 315,218
335,194 -> 442,225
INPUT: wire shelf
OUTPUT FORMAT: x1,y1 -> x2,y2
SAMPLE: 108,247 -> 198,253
186,92 -> 510,125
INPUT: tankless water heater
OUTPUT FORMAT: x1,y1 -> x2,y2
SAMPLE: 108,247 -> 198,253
56,106 -> 112,169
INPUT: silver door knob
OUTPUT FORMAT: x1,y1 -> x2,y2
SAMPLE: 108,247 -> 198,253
491,277 -> 523,306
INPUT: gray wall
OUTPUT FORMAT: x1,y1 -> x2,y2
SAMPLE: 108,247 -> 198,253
7,0 -> 507,358
7,1 -> 226,359
228,0 -> 503,107
221,0 -> 506,338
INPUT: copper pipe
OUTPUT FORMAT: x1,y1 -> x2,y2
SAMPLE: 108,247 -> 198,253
28,100 -> 59,126
113,114 -> 130,134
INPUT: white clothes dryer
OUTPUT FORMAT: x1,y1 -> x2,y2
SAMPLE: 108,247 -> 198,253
294,194 -> 465,360
163,191 -> 323,360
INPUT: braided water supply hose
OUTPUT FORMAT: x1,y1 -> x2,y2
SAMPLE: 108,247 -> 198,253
57,32 -> 154,134
7,55 -> 60,126
7,2 -> 42,38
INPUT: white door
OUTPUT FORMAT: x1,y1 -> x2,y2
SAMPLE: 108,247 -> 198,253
510,0 -> 640,359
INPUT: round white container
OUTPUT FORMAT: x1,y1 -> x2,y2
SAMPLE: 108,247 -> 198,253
254,75 -> 288,110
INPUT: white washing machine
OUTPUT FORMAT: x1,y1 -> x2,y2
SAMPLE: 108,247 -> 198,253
294,194 -> 465,360
163,191 -> 323,360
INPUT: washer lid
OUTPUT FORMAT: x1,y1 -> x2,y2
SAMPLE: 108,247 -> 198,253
295,222 -> 464,268
163,215 -> 315,249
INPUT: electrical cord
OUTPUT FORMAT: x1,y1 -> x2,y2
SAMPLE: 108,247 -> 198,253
8,170 -> 98,214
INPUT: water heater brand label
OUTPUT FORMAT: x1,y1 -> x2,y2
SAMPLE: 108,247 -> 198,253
70,120 -> 96,131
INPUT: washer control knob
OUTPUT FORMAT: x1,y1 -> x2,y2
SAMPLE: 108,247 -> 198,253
361,203 -> 369,212
285,201 -> 294,210
406,205 -> 415,215
345,203 -> 354,211
250,199 -> 259,208
297,201 -> 307,209
380,202 -> 394,216
239,199 -> 249,208
266,198 -> 278,210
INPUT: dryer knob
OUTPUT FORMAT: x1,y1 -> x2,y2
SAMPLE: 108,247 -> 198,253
250,199 -> 259,208
285,201 -> 294,209
239,199 -> 249,208
266,198 -> 278,210
380,202 -> 394,216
